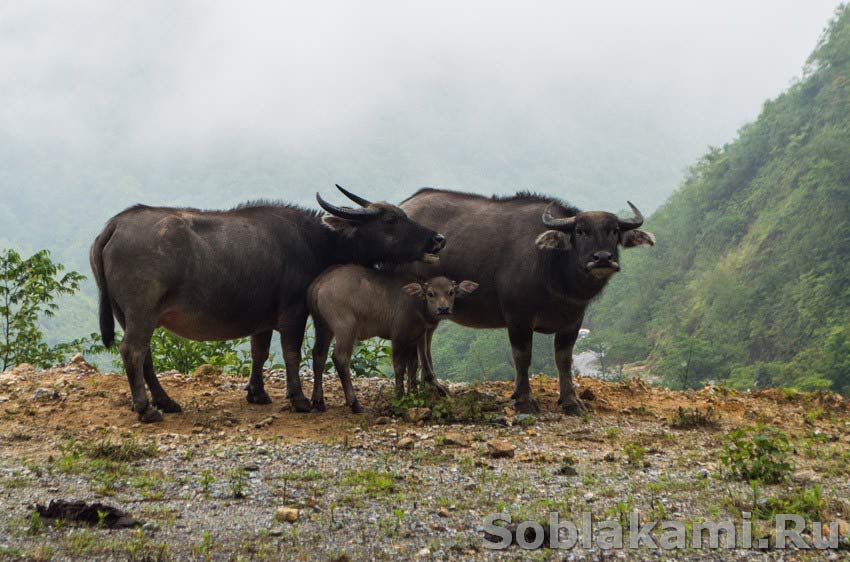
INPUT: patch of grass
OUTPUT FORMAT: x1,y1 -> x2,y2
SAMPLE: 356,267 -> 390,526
623,443 -> 647,466
277,469 -> 323,482
83,432 -> 158,462
752,483 -> 825,522
719,425 -> 793,484
670,407 -> 720,430
228,468 -> 248,499
191,531 -> 214,561
342,469 -> 399,497
605,426 -> 622,440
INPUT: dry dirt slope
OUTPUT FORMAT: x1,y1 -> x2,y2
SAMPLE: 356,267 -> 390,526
0,359 -> 849,561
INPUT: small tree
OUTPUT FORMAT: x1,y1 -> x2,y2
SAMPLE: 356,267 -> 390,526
1,249 -> 85,370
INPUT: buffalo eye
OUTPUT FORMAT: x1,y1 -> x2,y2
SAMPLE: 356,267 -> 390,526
427,290 -> 435,298
576,228 -> 586,237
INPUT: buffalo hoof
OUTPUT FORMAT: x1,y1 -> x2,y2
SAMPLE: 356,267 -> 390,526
311,399 -> 327,412
559,399 -> 588,416
154,397 -> 182,413
291,396 -> 312,413
514,398 -> 540,414
246,389 -> 272,405
423,378 -> 450,397
350,399 -> 364,414
138,406 -> 164,423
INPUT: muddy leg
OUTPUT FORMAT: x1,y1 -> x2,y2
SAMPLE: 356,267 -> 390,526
119,321 -> 162,423
391,341 -> 407,400
406,353 -> 419,395
246,331 -> 273,404
310,319 -> 333,412
280,308 -> 311,413
331,336 -> 362,413
555,328 -> 587,416
508,322 -> 539,414
143,351 -> 181,413
419,328 -> 449,396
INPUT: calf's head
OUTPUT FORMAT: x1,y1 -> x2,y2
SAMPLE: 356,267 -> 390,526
317,185 -> 446,265
403,277 -> 479,318
535,201 -> 655,278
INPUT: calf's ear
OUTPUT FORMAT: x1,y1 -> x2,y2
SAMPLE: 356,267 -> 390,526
322,216 -> 357,236
620,229 -> 656,248
456,280 -> 479,298
535,230 -> 570,251
402,283 -> 425,299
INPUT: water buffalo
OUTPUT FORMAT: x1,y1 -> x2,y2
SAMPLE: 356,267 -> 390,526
400,189 -> 655,415
307,265 -> 478,411
90,185 -> 446,422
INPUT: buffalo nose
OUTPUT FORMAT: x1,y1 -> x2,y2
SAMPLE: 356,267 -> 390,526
592,251 -> 613,263
432,234 -> 446,251
438,306 -> 451,315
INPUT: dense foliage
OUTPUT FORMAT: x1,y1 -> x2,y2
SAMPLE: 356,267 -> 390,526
588,6 -> 850,394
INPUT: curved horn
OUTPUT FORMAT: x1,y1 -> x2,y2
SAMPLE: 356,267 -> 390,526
335,184 -> 372,207
316,192 -> 380,220
617,201 -> 644,231
541,202 -> 576,231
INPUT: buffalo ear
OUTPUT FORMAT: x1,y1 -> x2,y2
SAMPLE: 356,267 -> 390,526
535,230 -> 570,251
456,280 -> 479,298
322,215 -> 357,236
620,229 -> 656,248
402,283 -> 425,299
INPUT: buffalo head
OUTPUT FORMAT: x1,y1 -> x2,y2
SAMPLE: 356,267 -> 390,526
317,185 -> 446,265
403,277 -> 478,318
535,201 -> 655,278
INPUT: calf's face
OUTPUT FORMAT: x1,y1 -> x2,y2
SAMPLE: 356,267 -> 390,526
403,277 -> 479,318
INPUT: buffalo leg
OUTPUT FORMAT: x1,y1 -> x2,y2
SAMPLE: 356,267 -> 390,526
406,352 -> 419,395
331,336 -> 363,413
507,322 -> 539,414
390,341 -> 409,399
279,308 -> 312,413
246,331 -> 273,404
143,351 -> 181,413
119,320 -> 162,423
418,328 -> 449,396
554,329 -> 587,415
310,319 -> 333,411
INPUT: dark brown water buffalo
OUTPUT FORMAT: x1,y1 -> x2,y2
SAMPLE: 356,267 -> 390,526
308,265 -> 478,411
89,186 -> 446,422
400,189 -> 655,415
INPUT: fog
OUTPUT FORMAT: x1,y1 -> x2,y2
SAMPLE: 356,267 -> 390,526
0,1 -> 843,234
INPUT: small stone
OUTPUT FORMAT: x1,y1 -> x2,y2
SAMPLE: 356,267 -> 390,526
405,407 -> 431,423
374,416 -> 392,425
838,519 -> 849,538
584,492 -> 595,502
438,507 -> 450,518
603,452 -> 617,462
141,521 -> 159,532
417,548 -> 431,557
515,414 -> 537,427
254,417 -> 274,429
244,463 -> 260,472
442,432 -> 470,447
503,406 -> 516,417
275,507 -> 299,523
792,470 -> 819,483
32,388 -> 60,401
397,437 -> 415,449
556,465 -> 578,476
486,439 -> 515,458
579,388 -> 596,401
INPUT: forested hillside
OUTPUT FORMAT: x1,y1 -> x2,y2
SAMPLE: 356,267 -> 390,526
588,6 -> 850,394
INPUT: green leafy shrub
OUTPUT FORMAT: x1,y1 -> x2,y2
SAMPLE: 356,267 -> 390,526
720,425 -> 793,484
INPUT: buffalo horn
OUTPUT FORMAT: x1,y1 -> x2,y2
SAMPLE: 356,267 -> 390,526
335,184 -> 372,207
617,201 -> 644,231
541,202 -> 576,230
316,192 -> 380,220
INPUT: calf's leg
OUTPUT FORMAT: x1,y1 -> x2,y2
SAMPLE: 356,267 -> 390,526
310,319 -> 333,411
143,351 -> 181,413
391,341 -> 408,399
279,307 -> 312,413
119,319 -> 162,423
418,328 -> 449,396
331,335 -> 363,413
246,330 -> 273,404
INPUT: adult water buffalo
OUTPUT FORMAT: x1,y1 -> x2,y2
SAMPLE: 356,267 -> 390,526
90,186 -> 445,422
400,189 -> 655,415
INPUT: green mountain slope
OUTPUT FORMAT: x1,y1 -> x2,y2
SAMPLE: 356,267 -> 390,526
588,6 -> 850,394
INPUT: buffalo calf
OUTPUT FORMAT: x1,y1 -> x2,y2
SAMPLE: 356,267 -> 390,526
307,265 -> 478,412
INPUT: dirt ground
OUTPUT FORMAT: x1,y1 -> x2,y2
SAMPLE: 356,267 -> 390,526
1,358 -> 849,561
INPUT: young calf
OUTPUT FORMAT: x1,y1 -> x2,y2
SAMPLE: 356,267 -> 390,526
307,264 -> 478,412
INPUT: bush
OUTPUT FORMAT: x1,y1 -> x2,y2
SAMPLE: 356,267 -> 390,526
720,425 -> 794,484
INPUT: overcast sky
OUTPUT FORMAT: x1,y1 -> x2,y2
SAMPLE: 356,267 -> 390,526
1,1 -> 842,147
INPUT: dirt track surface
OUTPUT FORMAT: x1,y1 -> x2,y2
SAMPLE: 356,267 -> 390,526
1,360 -> 849,561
